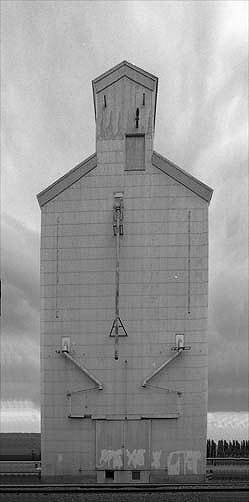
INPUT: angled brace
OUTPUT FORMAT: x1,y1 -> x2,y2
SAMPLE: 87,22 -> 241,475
62,349 -> 103,390
142,349 -> 183,388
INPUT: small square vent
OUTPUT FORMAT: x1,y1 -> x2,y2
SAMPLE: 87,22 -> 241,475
132,470 -> 141,480
105,470 -> 114,480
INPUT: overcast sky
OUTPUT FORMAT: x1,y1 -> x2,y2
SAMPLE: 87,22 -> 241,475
1,0 -> 248,439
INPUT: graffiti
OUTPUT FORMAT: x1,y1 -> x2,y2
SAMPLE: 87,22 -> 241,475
167,450 -> 201,475
99,449 -> 123,469
151,450 -> 162,469
126,449 -> 146,468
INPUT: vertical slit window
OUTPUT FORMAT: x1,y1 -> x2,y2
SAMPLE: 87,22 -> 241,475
125,134 -> 145,171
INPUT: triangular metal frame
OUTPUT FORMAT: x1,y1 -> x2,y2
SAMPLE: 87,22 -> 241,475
109,317 -> 128,337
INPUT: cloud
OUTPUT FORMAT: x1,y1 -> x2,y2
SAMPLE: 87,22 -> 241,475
1,214 -> 40,405
0,401 -> 40,433
207,412 -> 249,441
1,0 -> 248,430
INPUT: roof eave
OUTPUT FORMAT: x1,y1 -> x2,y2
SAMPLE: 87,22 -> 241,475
37,153 -> 97,208
152,151 -> 213,204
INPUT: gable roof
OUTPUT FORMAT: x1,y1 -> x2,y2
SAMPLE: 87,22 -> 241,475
37,150 -> 213,208
92,60 -> 158,126
37,153 -> 97,207
152,151 -> 213,203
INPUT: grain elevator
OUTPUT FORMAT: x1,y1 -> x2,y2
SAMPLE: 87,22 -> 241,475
37,61 -> 213,483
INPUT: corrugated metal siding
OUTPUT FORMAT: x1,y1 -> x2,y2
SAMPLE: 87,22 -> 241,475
40,73 -> 209,480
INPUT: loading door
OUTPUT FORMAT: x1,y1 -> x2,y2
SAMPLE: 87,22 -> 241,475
124,420 -> 150,470
96,420 -> 124,470
96,420 -> 150,470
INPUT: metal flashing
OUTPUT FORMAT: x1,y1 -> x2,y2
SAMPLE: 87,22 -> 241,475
37,153 -> 97,207
152,151 -> 213,203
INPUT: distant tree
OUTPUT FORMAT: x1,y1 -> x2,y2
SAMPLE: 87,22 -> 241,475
207,439 -> 210,457
217,439 -> 224,457
206,439 -> 249,457
211,440 -> 217,457
224,440 -> 228,457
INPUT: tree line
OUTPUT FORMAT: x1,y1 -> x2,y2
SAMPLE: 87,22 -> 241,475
207,439 -> 249,457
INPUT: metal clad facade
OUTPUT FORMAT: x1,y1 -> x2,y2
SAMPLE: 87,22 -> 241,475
40,62 -> 211,482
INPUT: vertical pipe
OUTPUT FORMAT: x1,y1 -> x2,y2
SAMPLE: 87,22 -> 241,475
187,210 -> 191,314
124,359 -> 128,418
114,209 -> 120,359
56,216 -> 60,318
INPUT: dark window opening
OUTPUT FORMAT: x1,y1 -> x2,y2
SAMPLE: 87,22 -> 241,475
132,470 -> 141,480
125,134 -> 145,171
105,470 -> 114,480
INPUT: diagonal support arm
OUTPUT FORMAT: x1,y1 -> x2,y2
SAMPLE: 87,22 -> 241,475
142,349 -> 183,388
62,350 -> 103,390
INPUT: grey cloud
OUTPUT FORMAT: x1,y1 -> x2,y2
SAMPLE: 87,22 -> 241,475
2,1 -> 248,415
1,215 -> 40,406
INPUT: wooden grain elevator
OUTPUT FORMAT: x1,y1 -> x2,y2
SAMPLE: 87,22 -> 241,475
37,61 -> 213,483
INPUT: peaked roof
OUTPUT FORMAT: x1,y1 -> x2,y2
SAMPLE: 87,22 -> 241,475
37,150 -> 213,207
92,60 -> 158,125
152,151 -> 213,203
37,153 -> 97,207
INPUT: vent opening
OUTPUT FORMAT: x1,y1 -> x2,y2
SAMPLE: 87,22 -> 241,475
105,470 -> 114,480
132,470 -> 141,480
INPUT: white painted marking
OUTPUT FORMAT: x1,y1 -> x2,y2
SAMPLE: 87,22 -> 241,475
57,454 -> 63,463
151,450 -> 162,468
167,450 -> 201,475
99,449 -> 123,469
126,449 -> 146,468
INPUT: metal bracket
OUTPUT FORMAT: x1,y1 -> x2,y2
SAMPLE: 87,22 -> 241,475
171,333 -> 191,352
113,193 -> 124,236
109,317 -> 128,337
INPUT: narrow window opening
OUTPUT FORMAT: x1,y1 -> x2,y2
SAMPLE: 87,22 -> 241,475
135,108 -> 139,128
132,470 -> 140,480
104,95 -> 107,108
142,93 -> 145,106
105,470 -> 114,480
125,134 -> 145,171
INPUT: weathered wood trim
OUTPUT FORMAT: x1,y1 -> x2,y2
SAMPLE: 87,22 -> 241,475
37,153 -> 97,207
152,151 -> 213,203
92,60 -> 157,92
92,60 -> 158,125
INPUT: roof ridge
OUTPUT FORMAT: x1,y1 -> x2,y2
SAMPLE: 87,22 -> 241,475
92,60 -> 158,85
